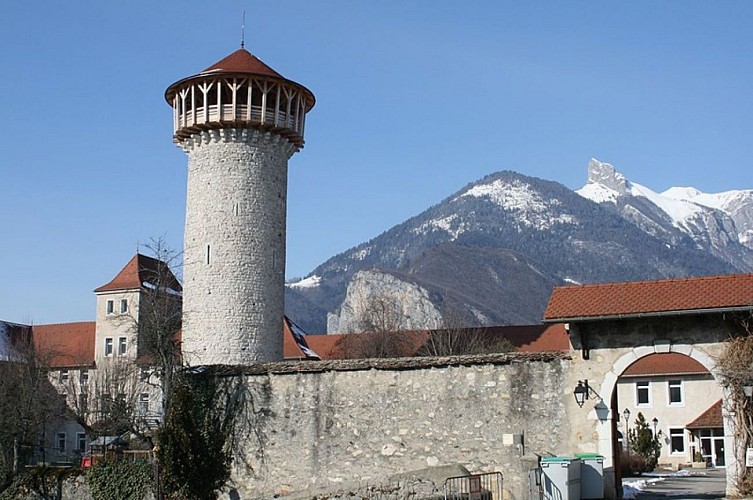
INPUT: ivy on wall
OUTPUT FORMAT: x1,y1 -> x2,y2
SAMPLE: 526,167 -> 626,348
86,461 -> 154,500
156,370 -> 245,499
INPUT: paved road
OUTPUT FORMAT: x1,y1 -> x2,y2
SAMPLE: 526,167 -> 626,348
623,469 -> 727,499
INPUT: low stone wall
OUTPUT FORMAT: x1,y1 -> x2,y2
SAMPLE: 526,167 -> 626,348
221,352 -> 571,499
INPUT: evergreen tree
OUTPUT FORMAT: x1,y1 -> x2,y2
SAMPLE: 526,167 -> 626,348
628,412 -> 662,473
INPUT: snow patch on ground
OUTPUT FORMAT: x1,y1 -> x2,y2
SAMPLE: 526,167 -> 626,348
622,477 -> 665,499
288,275 -> 322,289
622,470 -> 708,498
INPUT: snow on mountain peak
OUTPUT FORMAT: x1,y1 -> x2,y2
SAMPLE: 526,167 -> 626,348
586,158 -> 631,194
288,275 -> 322,289
577,158 -> 703,229
459,177 -> 576,229
663,186 -> 702,200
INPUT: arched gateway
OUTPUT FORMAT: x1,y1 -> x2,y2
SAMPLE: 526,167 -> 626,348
544,273 -> 753,499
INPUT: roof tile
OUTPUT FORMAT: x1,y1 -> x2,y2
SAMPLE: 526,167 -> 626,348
285,323 -> 570,361
201,48 -> 283,78
544,274 -> 753,321
686,400 -> 723,429
622,353 -> 709,377
95,254 -> 181,293
33,322 -> 96,368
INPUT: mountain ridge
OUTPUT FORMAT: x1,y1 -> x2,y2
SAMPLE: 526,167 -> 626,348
286,161 -> 749,333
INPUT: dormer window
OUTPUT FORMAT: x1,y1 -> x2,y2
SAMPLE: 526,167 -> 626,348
120,299 -> 128,314
106,300 -> 114,315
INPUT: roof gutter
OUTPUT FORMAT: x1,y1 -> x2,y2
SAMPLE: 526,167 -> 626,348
543,304 -> 753,324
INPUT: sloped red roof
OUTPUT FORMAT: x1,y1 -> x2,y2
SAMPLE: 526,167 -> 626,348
284,323 -> 570,361
33,322 -> 95,368
544,274 -> 753,321
686,399 -> 723,429
201,48 -> 283,78
622,353 -> 709,377
95,254 -> 181,293
474,324 -> 570,352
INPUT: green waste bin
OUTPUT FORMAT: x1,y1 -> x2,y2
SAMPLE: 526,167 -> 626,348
574,453 -> 604,499
541,456 -> 581,500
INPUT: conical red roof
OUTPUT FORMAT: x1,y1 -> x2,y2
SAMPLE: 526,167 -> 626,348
200,48 -> 283,78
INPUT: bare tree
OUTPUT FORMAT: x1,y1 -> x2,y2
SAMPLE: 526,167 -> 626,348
336,291 -> 417,359
419,302 -> 514,356
714,312 -> 753,494
133,238 -> 182,417
59,238 -> 181,444
0,325 -> 66,490
60,358 -> 151,438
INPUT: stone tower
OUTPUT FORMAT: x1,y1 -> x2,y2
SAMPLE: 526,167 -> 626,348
165,48 -> 315,365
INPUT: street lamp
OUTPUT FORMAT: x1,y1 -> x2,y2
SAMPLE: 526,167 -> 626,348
652,417 -> 659,438
573,380 -> 590,408
623,408 -> 631,452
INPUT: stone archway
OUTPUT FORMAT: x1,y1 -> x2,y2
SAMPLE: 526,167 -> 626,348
590,344 -> 731,496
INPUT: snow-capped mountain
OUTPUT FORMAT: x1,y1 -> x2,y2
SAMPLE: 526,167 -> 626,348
287,168 -> 735,333
577,158 -> 753,271
662,186 -> 753,249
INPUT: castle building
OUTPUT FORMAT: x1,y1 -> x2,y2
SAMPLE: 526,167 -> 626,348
165,48 -> 315,366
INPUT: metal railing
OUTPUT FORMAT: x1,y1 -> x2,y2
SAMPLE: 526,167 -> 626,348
443,472 -> 503,500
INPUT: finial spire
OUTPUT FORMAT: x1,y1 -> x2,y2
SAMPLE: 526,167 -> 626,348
241,11 -> 246,48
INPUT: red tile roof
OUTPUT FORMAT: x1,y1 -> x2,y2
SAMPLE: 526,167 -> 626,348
686,400 -> 723,429
544,274 -> 753,322
32,322 -> 95,368
621,353 -> 709,377
201,48 -> 283,78
95,254 -> 181,293
284,323 -> 570,361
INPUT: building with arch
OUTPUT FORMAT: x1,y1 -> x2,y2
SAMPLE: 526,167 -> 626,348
545,273 -> 753,497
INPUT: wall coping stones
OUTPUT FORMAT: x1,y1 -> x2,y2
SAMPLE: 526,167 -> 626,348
192,351 -> 571,377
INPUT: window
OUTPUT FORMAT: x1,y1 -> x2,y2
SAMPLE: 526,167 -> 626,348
668,379 -> 683,405
59,369 -> 69,382
101,394 -> 111,412
106,300 -> 114,315
140,367 -> 150,381
120,299 -> 128,314
76,432 -> 86,453
79,394 -> 88,413
138,393 -> 149,415
636,381 -> 650,406
104,338 -> 113,356
670,428 -> 686,454
56,432 -> 66,453
80,369 -> 89,385
118,337 -> 127,356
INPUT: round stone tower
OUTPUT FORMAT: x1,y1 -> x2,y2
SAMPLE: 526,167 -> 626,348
165,48 -> 315,365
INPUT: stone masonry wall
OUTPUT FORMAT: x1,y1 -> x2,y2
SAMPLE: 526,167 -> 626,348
180,129 -> 297,365
225,353 -> 571,499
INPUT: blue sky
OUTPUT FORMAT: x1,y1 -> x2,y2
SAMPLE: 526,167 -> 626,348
1,1 -> 752,324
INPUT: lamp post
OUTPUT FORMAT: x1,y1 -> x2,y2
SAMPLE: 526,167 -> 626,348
652,417 -> 659,438
623,408 -> 631,452
574,380 -> 590,408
